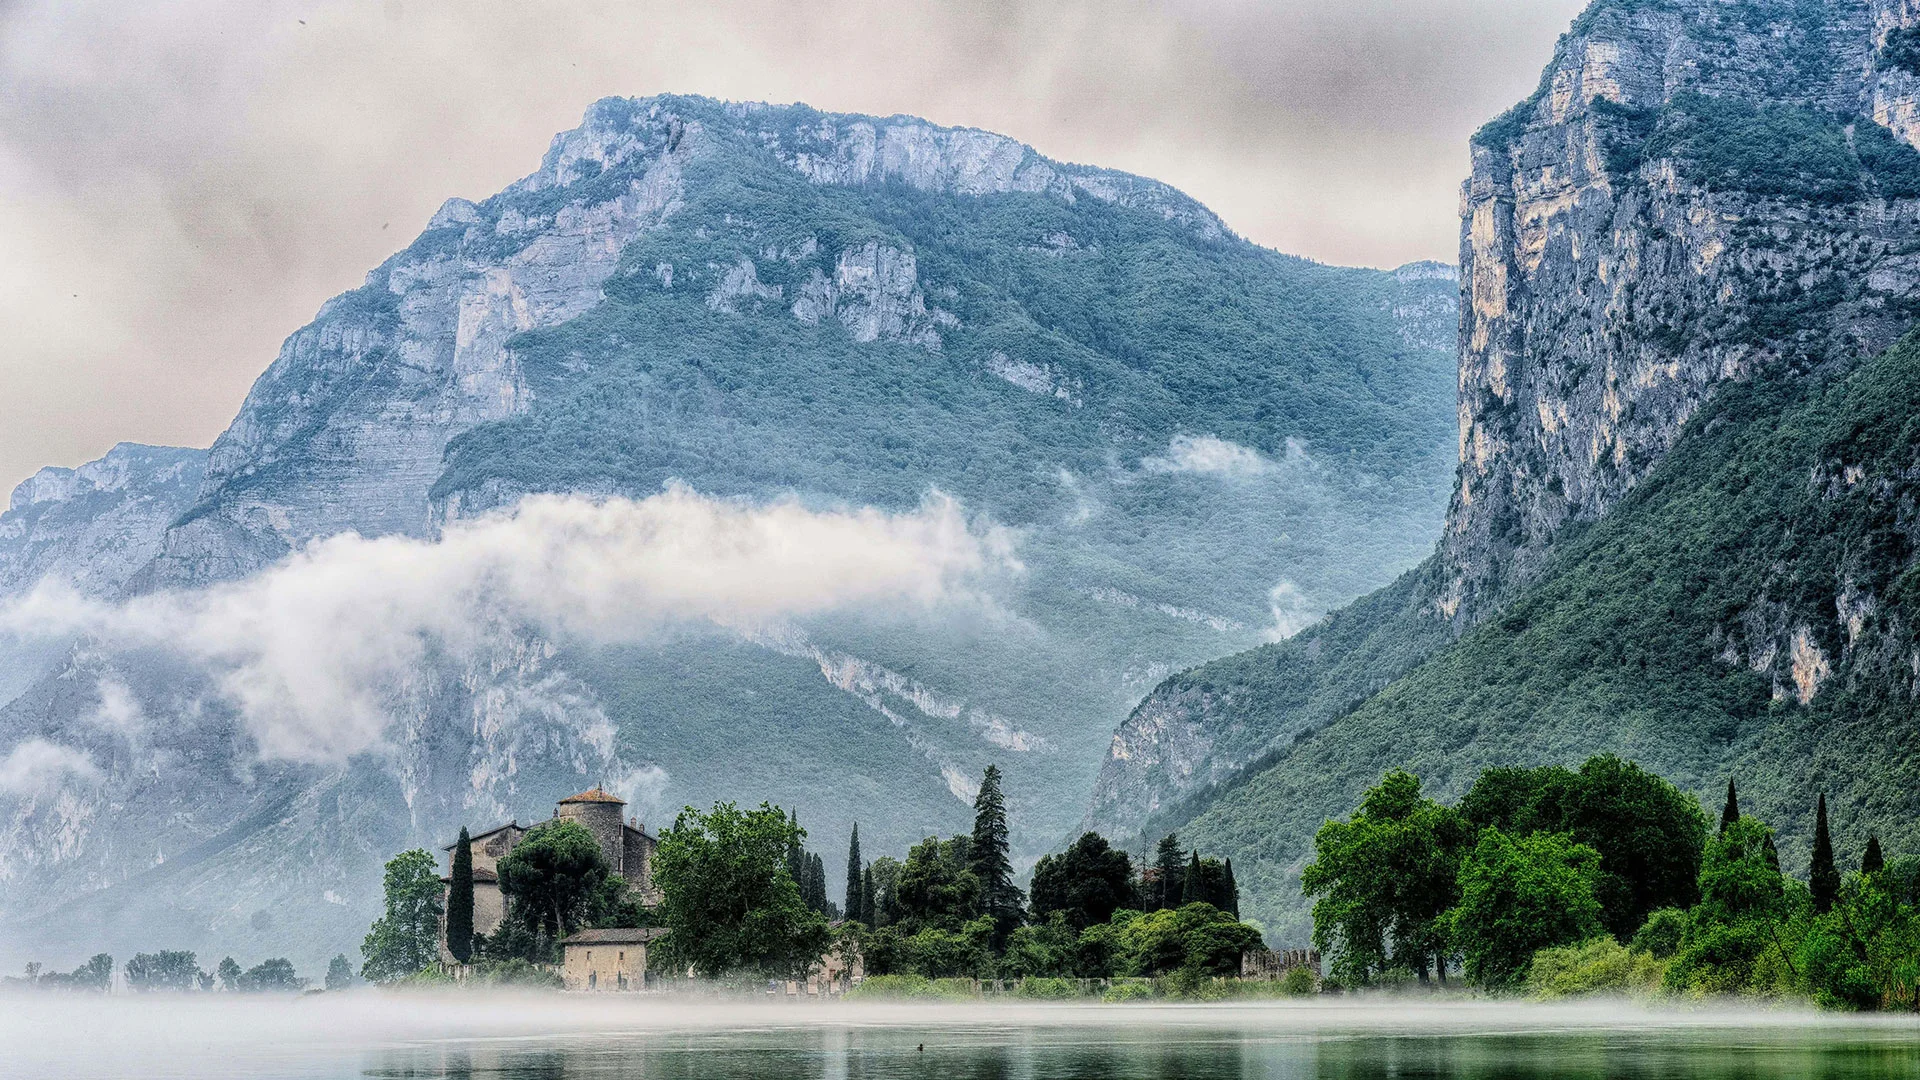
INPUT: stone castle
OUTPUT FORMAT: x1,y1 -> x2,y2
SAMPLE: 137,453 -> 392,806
439,786 -> 661,959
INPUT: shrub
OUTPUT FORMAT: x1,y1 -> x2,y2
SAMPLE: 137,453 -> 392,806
846,974 -> 975,1000
1013,976 -> 1083,1000
1630,908 -> 1689,959
1525,938 -> 1665,999
1102,979 -> 1153,1003
1280,965 -> 1317,997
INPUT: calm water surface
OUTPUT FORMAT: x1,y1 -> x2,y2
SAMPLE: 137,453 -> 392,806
10,997 -> 1920,1079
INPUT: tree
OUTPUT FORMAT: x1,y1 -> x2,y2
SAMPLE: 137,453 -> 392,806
1863,834 -> 1886,875
651,801 -> 830,979
1811,793 -> 1839,915
1030,832 -> 1136,931
217,957 -> 242,992
896,836 -> 979,931
969,765 -> 1022,939
869,856 -> 903,927
1446,828 -> 1605,989
360,848 -> 443,982
1223,858 -> 1240,920
860,864 -> 876,928
325,954 -> 355,991
1460,755 -> 1707,939
237,958 -> 302,992
447,827 -> 475,964
497,819 -> 611,951
1151,834 -> 1186,910
1721,779 -> 1740,836
125,950 -> 202,992
1302,769 -> 1472,985
844,825 -> 864,923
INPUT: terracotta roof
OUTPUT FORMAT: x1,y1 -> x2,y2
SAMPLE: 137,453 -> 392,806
558,787 -> 626,805
441,821 -> 523,850
561,927 -> 669,945
440,867 -> 499,884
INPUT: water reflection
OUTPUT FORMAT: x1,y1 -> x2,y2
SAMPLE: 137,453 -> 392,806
360,1023 -> 1920,1080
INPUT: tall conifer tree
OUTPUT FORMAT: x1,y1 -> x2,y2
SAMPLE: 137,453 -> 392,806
1224,857 -> 1240,919
1720,779 -> 1740,835
1762,833 -> 1781,873
1187,851 -> 1205,907
1153,834 -> 1185,910
844,824 -> 864,922
970,765 -> 1021,931
446,827 -> 474,964
1864,834 -> 1886,875
1810,793 -> 1839,914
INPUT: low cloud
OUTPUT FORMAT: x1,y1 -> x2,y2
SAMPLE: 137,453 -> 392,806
0,738 -> 101,796
1263,579 -> 1318,642
1,486 -> 1012,763
1143,434 -> 1304,478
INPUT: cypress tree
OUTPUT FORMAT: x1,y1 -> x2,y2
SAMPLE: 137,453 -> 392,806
446,827 -> 474,964
1224,857 -> 1240,920
1153,834 -> 1185,910
1811,793 -> 1840,914
970,765 -> 1021,930
844,824 -> 864,922
1186,851 -> 1204,907
1864,834 -> 1886,875
861,864 -> 876,927
786,810 -> 805,886
1762,833 -> 1781,873
1720,779 -> 1739,835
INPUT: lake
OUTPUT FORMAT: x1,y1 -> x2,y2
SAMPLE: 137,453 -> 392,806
6,996 -> 1920,1079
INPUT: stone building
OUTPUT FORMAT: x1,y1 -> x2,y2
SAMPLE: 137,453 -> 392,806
560,927 -> 667,991
439,787 -> 661,960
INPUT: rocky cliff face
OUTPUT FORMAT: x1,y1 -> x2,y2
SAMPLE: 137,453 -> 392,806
1086,0 -> 1920,840
1440,0 -> 1920,622
141,96 -> 1235,592
1,444 -> 206,602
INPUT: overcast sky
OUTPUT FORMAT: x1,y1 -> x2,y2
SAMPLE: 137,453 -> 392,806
0,0 -> 1587,494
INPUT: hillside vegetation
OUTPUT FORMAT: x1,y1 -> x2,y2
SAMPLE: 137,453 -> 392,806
1178,333 -> 1920,942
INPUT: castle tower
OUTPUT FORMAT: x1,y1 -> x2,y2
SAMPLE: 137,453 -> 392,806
557,787 -> 627,876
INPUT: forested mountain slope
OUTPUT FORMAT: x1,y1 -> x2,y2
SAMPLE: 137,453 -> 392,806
1185,334 -> 1920,941
1087,0 -> 1920,938
0,95 -> 1456,969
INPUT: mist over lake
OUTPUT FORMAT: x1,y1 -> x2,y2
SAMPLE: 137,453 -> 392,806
7,997 -> 1920,1080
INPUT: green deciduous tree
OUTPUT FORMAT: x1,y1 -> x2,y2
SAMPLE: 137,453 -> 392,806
325,954 -> 355,991
896,835 -> 979,931
360,848 -> 444,982
1030,832 -> 1135,931
447,827 -> 475,964
238,958 -> 302,992
1303,769 -> 1472,986
1447,828 -> 1605,989
1460,756 -> 1706,939
125,950 -> 202,992
651,801 -> 830,979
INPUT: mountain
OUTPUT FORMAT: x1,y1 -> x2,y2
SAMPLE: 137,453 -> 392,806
0,444 -> 207,701
1088,0 -> 1920,941
0,95 -> 1457,968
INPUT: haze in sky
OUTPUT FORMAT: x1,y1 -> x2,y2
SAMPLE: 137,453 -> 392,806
0,0 -> 1586,494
